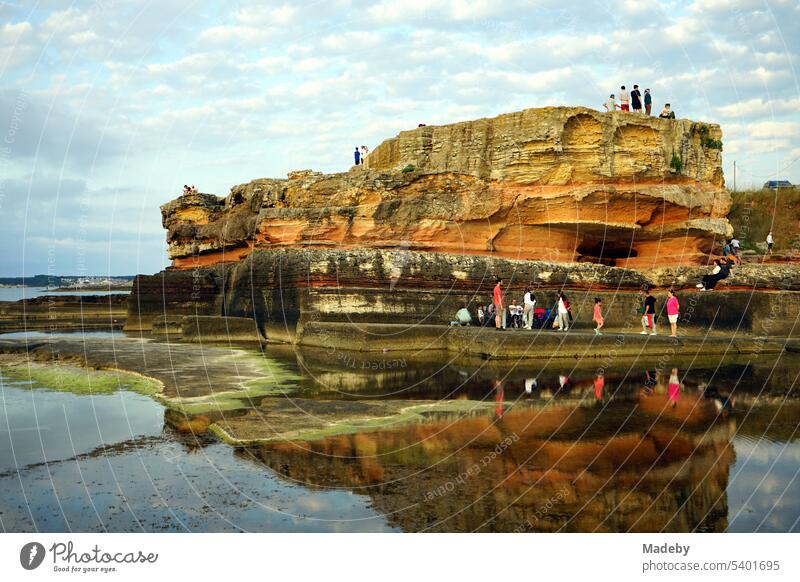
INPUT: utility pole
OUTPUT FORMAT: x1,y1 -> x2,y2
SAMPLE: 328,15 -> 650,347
733,160 -> 736,194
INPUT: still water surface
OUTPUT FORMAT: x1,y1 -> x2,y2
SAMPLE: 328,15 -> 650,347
0,287 -> 129,302
1,340 -> 799,532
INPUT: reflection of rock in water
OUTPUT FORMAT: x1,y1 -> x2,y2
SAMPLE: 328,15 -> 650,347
248,396 -> 735,532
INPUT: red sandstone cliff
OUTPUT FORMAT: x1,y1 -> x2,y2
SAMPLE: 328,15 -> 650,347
161,106 -> 730,270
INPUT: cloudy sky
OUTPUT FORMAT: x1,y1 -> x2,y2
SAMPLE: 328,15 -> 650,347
0,0 -> 798,276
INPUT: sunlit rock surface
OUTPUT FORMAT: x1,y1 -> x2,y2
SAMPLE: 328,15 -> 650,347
162,107 -> 729,269
128,107 -> 800,338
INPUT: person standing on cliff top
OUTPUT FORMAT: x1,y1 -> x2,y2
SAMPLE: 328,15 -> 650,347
631,85 -> 642,113
644,89 -> 652,115
360,145 -> 369,163
493,279 -> 506,330
619,85 -> 630,111
603,94 -> 618,112
354,147 -> 361,165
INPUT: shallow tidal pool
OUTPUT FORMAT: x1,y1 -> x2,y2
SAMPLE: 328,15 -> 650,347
2,340 -> 800,533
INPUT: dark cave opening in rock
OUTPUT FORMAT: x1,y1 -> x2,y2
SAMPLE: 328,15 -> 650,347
576,238 -> 638,266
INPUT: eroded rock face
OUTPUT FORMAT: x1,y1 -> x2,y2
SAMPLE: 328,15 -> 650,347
162,106 -> 729,270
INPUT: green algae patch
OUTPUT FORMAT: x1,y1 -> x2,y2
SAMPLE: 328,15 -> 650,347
159,352 -> 301,414
0,362 -> 162,397
164,385 -> 292,414
210,398 -> 505,445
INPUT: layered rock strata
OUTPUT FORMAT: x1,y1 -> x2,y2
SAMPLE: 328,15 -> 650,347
162,107 -> 729,270
129,106 -> 800,340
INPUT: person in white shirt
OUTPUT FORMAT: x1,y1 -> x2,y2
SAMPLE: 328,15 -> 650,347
767,231 -> 774,254
523,288 -> 536,329
603,94 -> 618,112
556,291 -> 570,331
619,85 -> 630,111
730,237 -> 741,264
360,145 -> 369,164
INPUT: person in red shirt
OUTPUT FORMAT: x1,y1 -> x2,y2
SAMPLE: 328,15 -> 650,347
493,278 -> 506,330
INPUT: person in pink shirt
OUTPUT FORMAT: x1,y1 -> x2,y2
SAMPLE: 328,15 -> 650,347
666,289 -> 680,337
592,297 -> 604,335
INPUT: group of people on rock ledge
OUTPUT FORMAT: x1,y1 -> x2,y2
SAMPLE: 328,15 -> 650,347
450,280 -> 682,338
450,230 -> 770,335
450,279 -> 680,337
603,84 -> 675,118
353,145 -> 369,165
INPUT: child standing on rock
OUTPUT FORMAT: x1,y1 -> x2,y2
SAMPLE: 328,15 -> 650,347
593,297 -> 604,335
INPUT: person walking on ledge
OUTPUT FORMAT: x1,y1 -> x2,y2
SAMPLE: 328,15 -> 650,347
640,287 -> 657,335
666,289 -> 680,337
493,278 -> 507,330
593,297 -> 604,335
644,88 -> 652,115
767,231 -> 774,255
523,287 -> 536,329
556,291 -> 570,332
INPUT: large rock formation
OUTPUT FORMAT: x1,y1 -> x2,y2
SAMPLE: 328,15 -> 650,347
128,106 -> 800,340
162,107 -> 729,270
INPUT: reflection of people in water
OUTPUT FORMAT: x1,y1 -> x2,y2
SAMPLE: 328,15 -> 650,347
493,379 -> 505,417
558,374 -> 571,390
640,369 -> 656,396
524,377 -> 538,396
594,373 -> 605,401
703,384 -> 735,417
668,368 -> 680,408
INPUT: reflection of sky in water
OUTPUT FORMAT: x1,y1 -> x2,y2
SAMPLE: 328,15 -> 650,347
0,330 -> 123,340
0,382 -> 393,532
0,378 -> 163,470
4,363 -> 800,532
0,287 -> 129,302
727,438 -> 800,532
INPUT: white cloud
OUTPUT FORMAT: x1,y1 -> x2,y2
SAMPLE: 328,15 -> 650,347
1,0 -> 798,274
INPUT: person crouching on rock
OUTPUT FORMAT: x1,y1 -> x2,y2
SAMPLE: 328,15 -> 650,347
666,289 -> 680,337
697,258 -> 733,291
451,303 -> 473,326
493,278 -> 507,330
